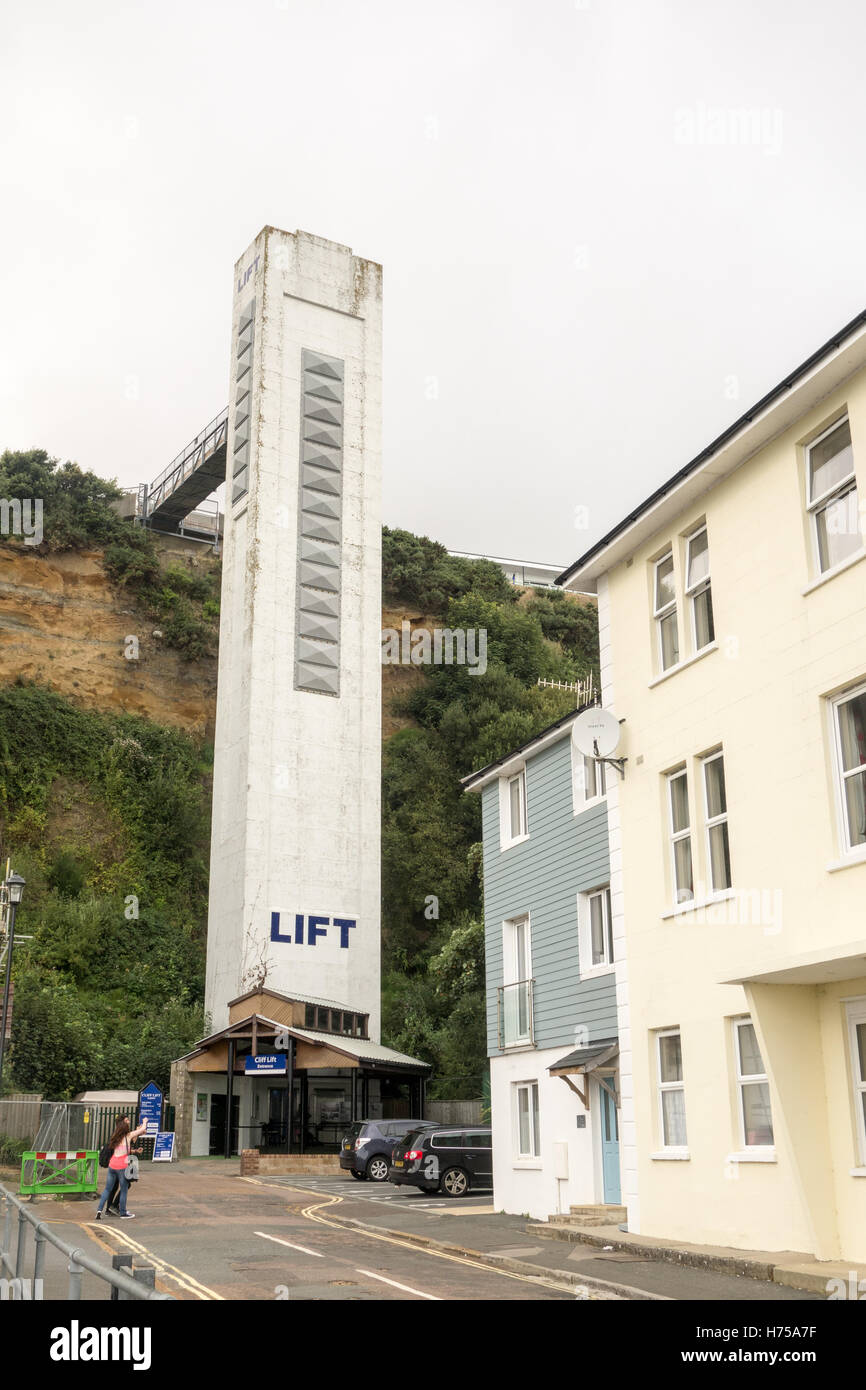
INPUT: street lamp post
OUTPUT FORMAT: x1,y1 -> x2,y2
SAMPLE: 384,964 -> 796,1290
0,872 -> 26,1094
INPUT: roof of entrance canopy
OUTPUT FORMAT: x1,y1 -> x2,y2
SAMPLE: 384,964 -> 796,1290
174,1013 -> 430,1073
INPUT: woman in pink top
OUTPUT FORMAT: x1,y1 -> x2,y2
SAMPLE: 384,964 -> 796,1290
95,1116 -> 148,1219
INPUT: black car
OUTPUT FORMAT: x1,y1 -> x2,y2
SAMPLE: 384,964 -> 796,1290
389,1125 -> 493,1197
339,1119 -> 436,1182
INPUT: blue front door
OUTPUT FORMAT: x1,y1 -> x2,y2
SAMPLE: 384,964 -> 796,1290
599,1079 -> 621,1204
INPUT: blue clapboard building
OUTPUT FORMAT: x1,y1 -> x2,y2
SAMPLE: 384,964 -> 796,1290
462,706 -> 622,1221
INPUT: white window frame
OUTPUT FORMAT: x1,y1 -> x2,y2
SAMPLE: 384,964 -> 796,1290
577,885 -> 614,978
572,737 -> 605,812
505,914 -> 531,986
656,1028 -> 688,1151
701,750 -> 731,894
501,914 -> 532,1047
515,1080 -> 540,1159
847,999 -> 866,1167
653,550 -> 679,672
684,524 -> 714,653
805,414 -> 861,576
499,767 -> 529,850
830,680 -> 866,856
733,1017 -> 775,1151
666,767 -> 694,906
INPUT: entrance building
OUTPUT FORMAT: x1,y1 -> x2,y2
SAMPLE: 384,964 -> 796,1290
171,988 -> 430,1158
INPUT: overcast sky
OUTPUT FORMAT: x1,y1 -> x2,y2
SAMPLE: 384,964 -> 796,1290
3,0 -> 865,565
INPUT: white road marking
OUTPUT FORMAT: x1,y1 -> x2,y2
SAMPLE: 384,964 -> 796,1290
255,1231 -> 323,1257
356,1268 -> 441,1300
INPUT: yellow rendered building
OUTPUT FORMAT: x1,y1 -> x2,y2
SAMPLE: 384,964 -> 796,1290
561,311 -> 866,1261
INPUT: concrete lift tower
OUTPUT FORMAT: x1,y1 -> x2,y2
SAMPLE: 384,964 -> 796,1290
204,228 -> 383,1039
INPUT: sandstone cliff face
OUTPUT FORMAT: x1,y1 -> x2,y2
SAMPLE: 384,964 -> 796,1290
0,539 -> 219,739
0,544 -> 430,744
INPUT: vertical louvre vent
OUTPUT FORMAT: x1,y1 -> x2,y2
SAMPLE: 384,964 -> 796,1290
294,348 -> 345,695
232,299 -> 255,505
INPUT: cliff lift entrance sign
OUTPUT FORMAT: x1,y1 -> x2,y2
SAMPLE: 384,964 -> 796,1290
138,1082 -> 163,1138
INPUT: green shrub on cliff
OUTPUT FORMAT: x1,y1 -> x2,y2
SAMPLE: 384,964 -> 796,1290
0,683 -> 209,1097
0,449 -> 219,660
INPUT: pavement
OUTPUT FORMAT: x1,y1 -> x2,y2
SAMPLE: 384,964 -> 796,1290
0,1162 -> 833,1301
530,1220 -> 866,1295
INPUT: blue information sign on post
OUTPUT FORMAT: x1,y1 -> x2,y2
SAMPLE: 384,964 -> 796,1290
139,1081 -> 163,1137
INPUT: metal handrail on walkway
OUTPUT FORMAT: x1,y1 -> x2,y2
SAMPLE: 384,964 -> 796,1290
147,407 -> 229,511
0,1180 -> 173,1300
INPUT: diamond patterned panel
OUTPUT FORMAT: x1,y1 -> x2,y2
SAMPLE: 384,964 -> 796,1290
298,588 -> 340,618
301,465 -> 340,496
295,663 -> 340,695
301,491 -> 340,520
232,297 -> 255,507
295,348 -> 346,694
301,513 -> 341,545
304,350 -> 344,381
298,562 -> 340,593
298,611 -> 341,643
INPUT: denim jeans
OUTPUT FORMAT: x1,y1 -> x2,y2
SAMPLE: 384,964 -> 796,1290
96,1167 -> 129,1215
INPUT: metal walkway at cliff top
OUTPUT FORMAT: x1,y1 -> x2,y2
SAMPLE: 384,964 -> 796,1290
142,407 -> 228,529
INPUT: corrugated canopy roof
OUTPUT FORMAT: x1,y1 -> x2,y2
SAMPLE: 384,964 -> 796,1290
227,985 -> 359,1014
288,1027 -> 430,1070
175,1017 -> 430,1072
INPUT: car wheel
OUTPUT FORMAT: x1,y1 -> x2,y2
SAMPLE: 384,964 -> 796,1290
366,1155 -> 390,1182
350,1169 -> 366,1180
441,1167 -> 469,1198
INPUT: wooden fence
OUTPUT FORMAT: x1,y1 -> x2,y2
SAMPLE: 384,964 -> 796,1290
425,1100 -> 483,1125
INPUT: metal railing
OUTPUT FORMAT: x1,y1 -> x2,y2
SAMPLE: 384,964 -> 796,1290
0,1180 -> 173,1300
116,487 -> 222,548
146,407 -> 229,514
497,978 -> 535,1049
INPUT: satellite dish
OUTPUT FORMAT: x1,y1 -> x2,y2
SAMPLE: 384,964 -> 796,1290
573,707 -> 621,759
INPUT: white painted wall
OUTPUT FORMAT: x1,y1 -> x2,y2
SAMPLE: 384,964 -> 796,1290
205,228 -> 383,1037
490,1047 -> 603,1221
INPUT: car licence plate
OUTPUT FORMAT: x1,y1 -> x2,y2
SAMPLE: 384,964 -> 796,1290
394,1160 -> 404,1167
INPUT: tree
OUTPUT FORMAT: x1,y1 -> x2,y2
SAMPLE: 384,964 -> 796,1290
10,976 -> 105,1098
0,448 -> 127,551
113,1000 -> 206,1093
382,527 -> 515,610
525,587 -> 599,670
